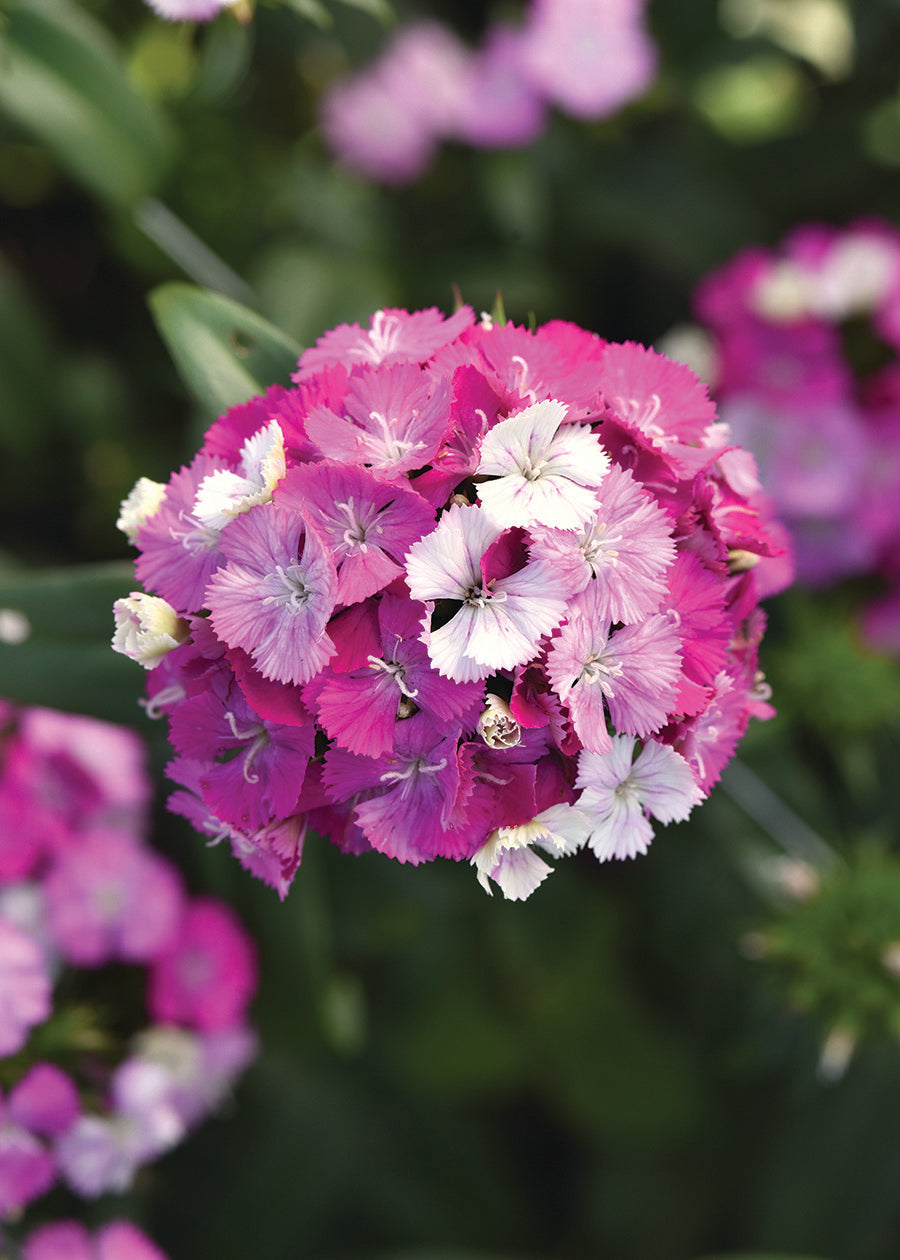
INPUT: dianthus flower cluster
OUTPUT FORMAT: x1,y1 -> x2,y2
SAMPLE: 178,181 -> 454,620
0,702 -> 257,1223
114,305 -> 789,902
683,219 -> 900,652
321,0 -> 657,183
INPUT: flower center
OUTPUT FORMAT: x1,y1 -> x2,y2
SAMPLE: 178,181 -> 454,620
263,564 -> 311,614
579,653 -> 623,697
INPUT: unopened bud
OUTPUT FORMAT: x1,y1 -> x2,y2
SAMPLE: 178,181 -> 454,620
117,477 -> 167,545
478,694 -> 521,749
112,593 -> 189,669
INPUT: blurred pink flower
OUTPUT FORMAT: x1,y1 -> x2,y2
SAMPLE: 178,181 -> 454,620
0,919 -> 51,1057
148,899 -> 257,1032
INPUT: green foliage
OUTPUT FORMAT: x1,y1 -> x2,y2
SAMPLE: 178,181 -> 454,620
763,849 -> 900,1043
149,282 -> 302,420
0,561 -> 141,724
0,0 -> 172,203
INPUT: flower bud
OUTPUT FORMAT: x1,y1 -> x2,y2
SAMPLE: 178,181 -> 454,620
477,694 -> 521,749
117,478 -> 167,545
112,593 -> 189,669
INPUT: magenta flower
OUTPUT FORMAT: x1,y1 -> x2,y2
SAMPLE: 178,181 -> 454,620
148,898 -> 257,1033
691,218 -> 900,624
8,1064 -> 79,1138
0,1109 -> 57,1216
117,306 -> 789,898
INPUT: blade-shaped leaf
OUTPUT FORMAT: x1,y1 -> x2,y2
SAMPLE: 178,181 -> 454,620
0,562 -> 145,725
0,0 -> 172,205
149,283 -> 303,422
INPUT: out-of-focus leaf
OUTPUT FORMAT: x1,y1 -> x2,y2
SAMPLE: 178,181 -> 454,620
148,283 -> 302,421
282,0 -> 333,27
0,562 -> 142,725
0,257 -> 57,456
333,0 -> 395,24
0,0 -> 172,204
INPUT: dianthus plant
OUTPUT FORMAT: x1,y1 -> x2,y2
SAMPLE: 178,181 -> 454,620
114,305 -> 790,901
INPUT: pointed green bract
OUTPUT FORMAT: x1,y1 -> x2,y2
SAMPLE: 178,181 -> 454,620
149,283 -> 303,422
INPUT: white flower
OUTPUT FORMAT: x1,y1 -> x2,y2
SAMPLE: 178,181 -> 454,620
476,399 -> 610,530
116,476 -> 167,544
405,503 -> 569,682
112,592 -> 189,669
193,420 -> 285,531
471,804 -> 590,900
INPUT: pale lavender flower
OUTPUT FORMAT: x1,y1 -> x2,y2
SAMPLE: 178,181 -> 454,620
546,585 -> 682,753
206,500 -> 338,687
55,1114 -> 147,1198
575,735 -> 702,860
454,25 -> 547,148
529,462 -> 676,619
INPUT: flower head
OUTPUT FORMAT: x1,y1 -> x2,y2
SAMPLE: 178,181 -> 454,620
117,305 -> 787,899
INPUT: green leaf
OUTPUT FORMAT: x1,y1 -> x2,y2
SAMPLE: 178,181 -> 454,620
281,0 -> 333,27
148,283 -> 303,421
0,562 -> 145,725
0,0 -> 172,204
333,0 -> 395,25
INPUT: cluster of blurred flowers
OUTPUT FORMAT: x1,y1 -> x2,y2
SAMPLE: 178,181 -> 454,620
320,0 -> 658,183
12,1218 -> 168,1260
138,0 -> 658,182
671,219 -> 900,653
0,702 -> 257,1227
114,303 -> 790,902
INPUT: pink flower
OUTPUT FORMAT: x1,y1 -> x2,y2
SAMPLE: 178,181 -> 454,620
148,898 -> 257,1032
320,22 -> 471,183
43,830 -> 184,967
517,0 -> 658,121
8,1064 -> 79,1138
0,919 -> 51,1056
23,1219 -> 168,1260
0,1109 -> 57,1215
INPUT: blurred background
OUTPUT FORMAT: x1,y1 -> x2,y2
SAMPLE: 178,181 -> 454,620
2,1 -> 900,1257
